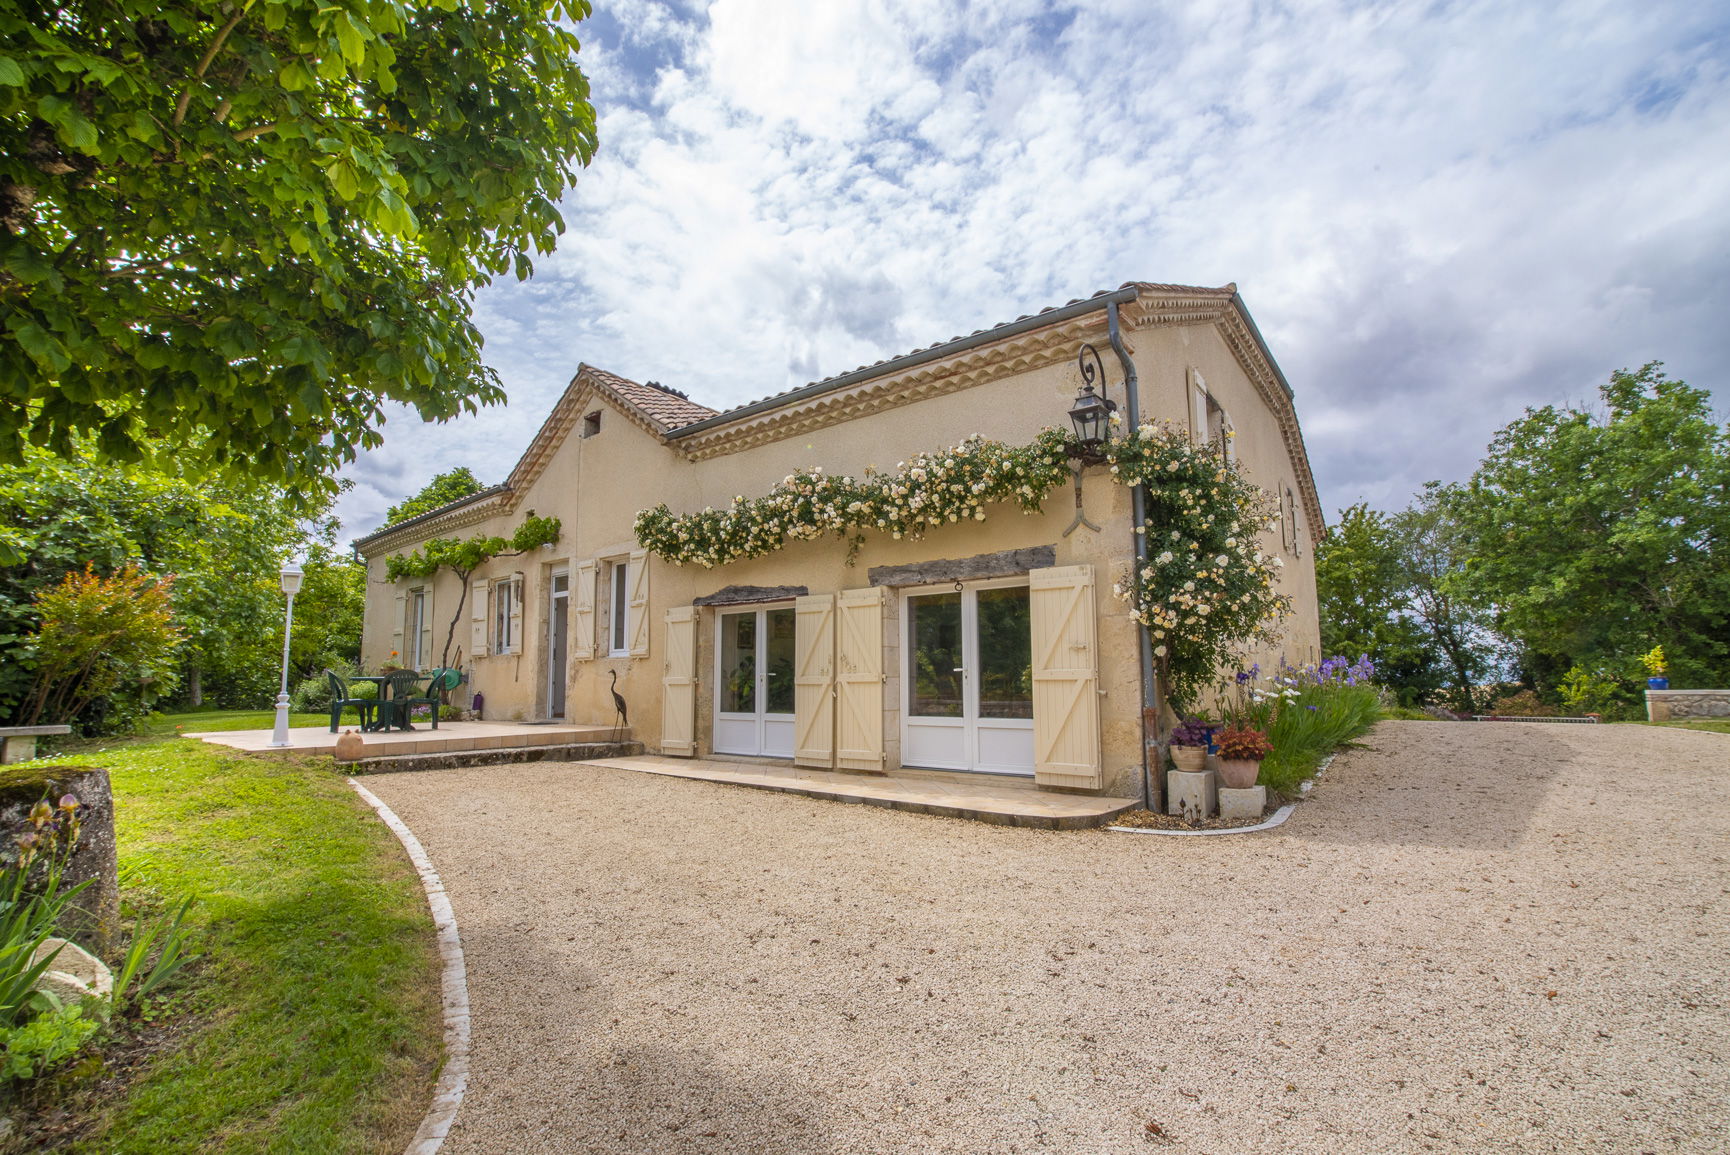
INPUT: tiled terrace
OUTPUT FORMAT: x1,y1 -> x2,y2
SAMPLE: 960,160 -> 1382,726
187,720 -> 628,759
577,754 -> 1140,829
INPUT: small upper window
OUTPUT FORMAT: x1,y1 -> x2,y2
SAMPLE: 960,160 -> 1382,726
581,411 -> 601,438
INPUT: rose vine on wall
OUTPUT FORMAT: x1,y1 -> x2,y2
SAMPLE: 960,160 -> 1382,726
634,423 -> 1292,704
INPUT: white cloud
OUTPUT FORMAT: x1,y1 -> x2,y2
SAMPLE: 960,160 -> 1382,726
335,0 -> 1730,541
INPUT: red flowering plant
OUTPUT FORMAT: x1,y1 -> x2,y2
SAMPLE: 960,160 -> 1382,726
1215,726 -> 1273,761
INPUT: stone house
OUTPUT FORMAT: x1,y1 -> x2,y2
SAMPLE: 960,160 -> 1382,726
354,282 -> 1324,798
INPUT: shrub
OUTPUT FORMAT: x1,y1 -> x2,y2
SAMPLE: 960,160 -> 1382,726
1487,689 -> 1554,717
288,658 -> 365,714
21,565 -> 183,733
0,1003 -> 100,1082
1558,662 -> 1639,720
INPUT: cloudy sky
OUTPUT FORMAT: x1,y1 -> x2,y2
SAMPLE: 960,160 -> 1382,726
337,0 -> 1730,538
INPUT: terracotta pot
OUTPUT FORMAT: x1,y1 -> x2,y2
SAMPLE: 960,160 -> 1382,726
1170,745 -> 1207,772
1217,758 -> 1261,789
333,729 -> 365,762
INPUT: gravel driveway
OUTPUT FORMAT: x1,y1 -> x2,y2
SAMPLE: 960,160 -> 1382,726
362,721 -> 1729,1154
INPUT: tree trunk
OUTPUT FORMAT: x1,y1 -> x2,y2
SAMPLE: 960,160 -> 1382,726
188,666 -> 203,706
439,568 -> 475,669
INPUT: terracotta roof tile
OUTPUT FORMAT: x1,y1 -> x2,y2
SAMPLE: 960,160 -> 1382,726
583,365 -> 718,430
696,281 -> 1235,420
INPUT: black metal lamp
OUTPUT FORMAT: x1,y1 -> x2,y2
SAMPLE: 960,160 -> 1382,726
1066,361 -> 1117,464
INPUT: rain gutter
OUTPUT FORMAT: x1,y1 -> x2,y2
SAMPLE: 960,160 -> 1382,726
1104,300 -> 1160,814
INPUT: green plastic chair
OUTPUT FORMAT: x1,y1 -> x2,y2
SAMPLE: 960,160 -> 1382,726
325,670 -> 381,733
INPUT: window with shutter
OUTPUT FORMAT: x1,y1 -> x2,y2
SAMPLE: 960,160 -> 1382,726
628,549 -> 650,657
469,580 -> 490,658
572,559 -> 596,660
418,587 -> 435,669
391,592 -> 406,665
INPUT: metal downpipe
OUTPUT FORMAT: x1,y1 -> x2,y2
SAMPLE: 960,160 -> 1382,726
1105,300 -> 1159,812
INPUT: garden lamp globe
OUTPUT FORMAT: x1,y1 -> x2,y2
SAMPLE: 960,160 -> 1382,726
269,563 -> 305,747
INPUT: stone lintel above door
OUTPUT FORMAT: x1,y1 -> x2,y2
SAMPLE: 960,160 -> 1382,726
868,546 -> 1057,589
694,584 -> 810,607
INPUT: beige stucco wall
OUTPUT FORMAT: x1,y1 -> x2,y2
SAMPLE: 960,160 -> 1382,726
360,313 -> 1323,796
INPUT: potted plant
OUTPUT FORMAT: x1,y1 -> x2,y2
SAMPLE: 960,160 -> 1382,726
1215,726 -> 1273,789
1642,645 -> 1669,690
1168,718 -> 1211,772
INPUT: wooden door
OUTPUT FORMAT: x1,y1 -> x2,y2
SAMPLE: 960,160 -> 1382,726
793,594 -> 835,768
661,606 -> 696,756
835,587 -> 884,772
1029,565 -> 1101,789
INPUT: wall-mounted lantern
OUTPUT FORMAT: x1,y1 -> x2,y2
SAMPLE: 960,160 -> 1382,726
1066,343 -> 1118,465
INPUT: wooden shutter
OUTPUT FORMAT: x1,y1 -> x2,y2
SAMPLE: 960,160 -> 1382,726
834,587 -> 885,772
469,580 -> 489,658
793,594 -> 835,768
572,559 -> 596,660
661,606 -> 697,756
418,589 -> 435,669
1190,379 -> 1209,445
507,578 -> 523,655
1030,564 -> 1101,789
628,550 -> 650,657
391,592 -> 406,663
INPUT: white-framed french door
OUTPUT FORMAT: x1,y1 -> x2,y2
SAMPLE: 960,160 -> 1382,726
713,604 -> 797,758
901,577 -> 1035,775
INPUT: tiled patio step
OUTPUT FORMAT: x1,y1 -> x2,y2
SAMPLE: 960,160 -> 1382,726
352,741 -> 645,775
578,756 -> 1139,830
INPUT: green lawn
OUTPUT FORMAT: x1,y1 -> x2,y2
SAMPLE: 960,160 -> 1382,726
47,716 -> 441,1153
1634,718 -> 1730,735
139,707 -> 363,735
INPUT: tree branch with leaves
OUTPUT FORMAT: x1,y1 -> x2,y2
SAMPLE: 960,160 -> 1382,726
384,515 -> 560,668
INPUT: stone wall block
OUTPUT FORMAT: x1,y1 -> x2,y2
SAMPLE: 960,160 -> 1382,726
0,766 -> 120,958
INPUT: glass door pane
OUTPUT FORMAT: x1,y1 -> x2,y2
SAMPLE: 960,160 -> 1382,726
976,587 -> 1032,720
908,592 -> 963,717
720,611 -> 755,714
764,607 -> 796,715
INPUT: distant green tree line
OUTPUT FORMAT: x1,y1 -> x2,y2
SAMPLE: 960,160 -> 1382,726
1316,364 -> 1728,718
0,445 -> 364,731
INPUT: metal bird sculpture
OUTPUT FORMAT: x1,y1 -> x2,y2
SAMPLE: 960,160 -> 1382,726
608,669 -> 629,744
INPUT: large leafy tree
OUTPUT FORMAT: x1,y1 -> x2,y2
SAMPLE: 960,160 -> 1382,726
1314,503 -> 1446,707
384,465 -> 487,526
1,0 -> 596,487
0,445 -> 356,724
1453,363 -> 1730,694
1389,484 -> 1499,710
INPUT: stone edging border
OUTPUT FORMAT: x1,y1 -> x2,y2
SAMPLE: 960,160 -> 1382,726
348,778 -> 471,1155
1105,753 -> 1337,838
1107,802 -> 1296,837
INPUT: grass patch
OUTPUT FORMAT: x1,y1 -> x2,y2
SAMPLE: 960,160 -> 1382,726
1380,705 -> 1446,721
40,730 -> 441,1153
138,708 -> 360,736
1632,718 -> 1730,735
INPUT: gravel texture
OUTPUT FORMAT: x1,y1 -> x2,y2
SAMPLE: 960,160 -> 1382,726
362,721 -> 1729,1154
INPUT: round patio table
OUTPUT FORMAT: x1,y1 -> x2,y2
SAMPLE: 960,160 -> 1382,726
348,675 -> 415,732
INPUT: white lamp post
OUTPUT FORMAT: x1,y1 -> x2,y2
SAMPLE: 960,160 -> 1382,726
269,562 -> 305,748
